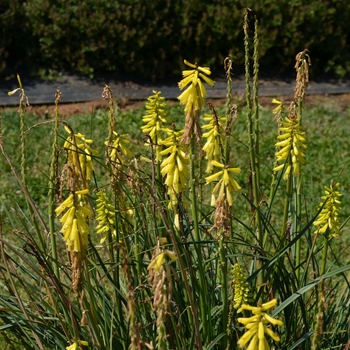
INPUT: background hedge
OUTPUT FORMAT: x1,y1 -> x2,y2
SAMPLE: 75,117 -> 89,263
1,0 -> 350,81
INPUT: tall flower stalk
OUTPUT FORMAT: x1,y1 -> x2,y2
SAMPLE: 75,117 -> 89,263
273,50 -> 310,279
48,88 -> 62,277
205,159 -> 241,346
8,74 -> 29,186
311,181 -> 341,349
8,75 -> 45,251
177,60 -> 214,342
147,237 -> 177,350
244,9 -> 263,289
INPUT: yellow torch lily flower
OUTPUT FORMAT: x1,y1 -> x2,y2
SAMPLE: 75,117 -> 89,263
273,116 -> 307,180
56,189 -> 92,255
205,161 -> 241,206
313,181 -> 342,238
141,90 -> 169,162
233,264 -> 252,313
178,59 -> 215,144
238,299 -> 283,350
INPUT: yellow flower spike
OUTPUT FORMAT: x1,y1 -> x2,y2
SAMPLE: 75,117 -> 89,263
178,60 -> 215,144
314,181 -> 342,238
141,91 -> 169,161
56,190 -> 91,255
159,128 -> 189,214
63,128 -> 98,187
107,132 -> 133,172
233,264 -> 252,313
273,116 -> 306,178
201,111 -> 225,175
206,163 -> 241,207
95,190 -> 116,243
237,299 -> 283,350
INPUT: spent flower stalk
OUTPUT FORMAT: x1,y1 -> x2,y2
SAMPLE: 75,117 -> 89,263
49,88 -> 62,277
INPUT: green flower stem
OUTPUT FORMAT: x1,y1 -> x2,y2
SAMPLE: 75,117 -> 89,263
295,173 -> 302,281
190,136 -> 208,342
295,94 -> 304,281
20,102 -> 26,187
244,9 -> 263,287
224,58 -> 233,164
48,90 -> 61,278
18,86 -> 45,252
244,11 -> 262,239
281,157 -> 293,238
253,17 -> 261,195
104,85 -> 115,144
219,237 -> 228,348
83,262 -> 105,347
154,189 -> 201,349
320,234 -> 329,277
113,196 -> 124,326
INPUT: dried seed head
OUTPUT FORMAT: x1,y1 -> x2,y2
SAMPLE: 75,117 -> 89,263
148,238 -> 176,349
71,252 -> 83,296
294,49 -> 311,104
210,199 -> 232,237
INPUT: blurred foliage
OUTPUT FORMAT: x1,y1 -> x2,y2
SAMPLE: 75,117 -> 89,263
1,0 -> 350,80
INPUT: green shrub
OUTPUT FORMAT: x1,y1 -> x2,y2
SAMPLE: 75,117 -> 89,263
1,1 -> 350,79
